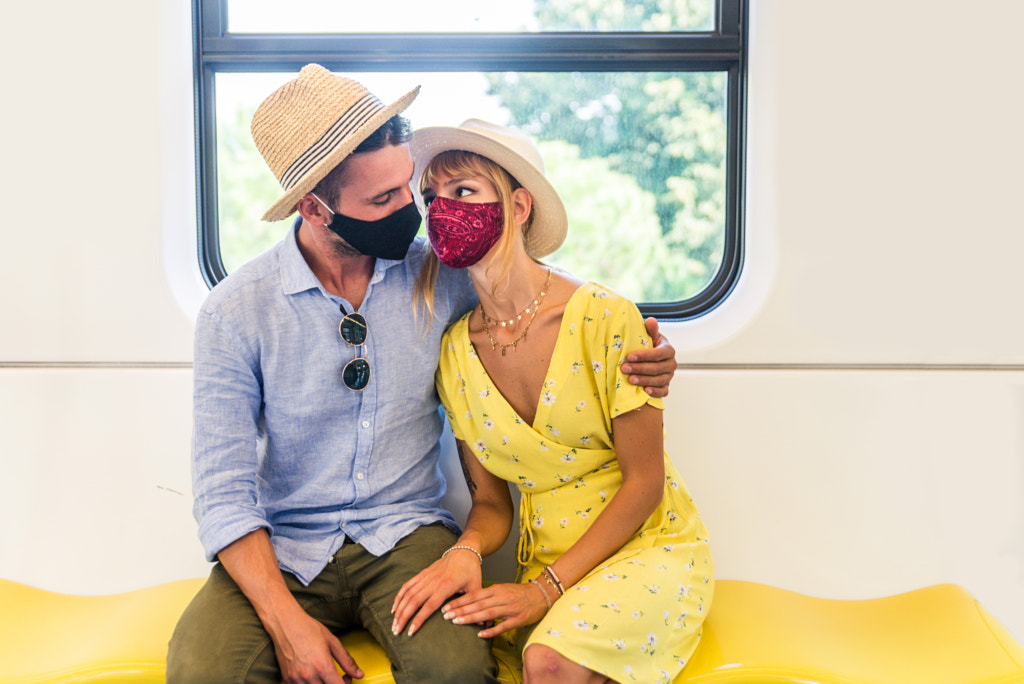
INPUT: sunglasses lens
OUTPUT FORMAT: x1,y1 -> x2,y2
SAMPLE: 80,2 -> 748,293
339,313 -> 368,346
343,358 -> 370,391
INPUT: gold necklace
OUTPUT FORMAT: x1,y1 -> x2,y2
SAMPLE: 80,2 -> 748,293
480,269 -> 552,356
479,272 -> 549,329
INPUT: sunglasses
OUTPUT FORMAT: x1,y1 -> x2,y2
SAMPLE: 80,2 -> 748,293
339,306 -> 370,391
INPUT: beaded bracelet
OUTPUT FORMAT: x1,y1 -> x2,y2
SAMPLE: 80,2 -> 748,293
529,579 -> 553,609
441,544 -> 483,564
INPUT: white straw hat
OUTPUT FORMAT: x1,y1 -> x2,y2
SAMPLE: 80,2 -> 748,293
410,119 -> 568,258
252,64 -> 419,222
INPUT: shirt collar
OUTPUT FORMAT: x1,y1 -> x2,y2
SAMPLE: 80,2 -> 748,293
279,218 -> 409,297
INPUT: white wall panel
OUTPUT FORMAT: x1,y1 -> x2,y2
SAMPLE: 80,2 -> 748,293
0,368 -> 207,593
677,0 -> 1024,364
665,370 -> 1024,642
0,0 -> 194,363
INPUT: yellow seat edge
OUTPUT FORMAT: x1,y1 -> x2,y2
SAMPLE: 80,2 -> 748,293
974,599 -> 1024,669
0,662 -> 166,684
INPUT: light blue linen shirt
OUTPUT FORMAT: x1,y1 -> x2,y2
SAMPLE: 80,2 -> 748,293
191,225 -> 477,585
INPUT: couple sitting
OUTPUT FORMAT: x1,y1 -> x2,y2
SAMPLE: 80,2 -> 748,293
169,64 -> 712,684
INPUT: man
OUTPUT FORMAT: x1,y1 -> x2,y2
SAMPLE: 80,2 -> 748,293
167,64 -> 677,684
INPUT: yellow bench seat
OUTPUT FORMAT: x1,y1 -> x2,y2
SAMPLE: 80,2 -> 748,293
1,578 -> 1022,684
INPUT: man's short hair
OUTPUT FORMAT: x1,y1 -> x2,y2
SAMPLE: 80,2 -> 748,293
312,115 -> 413,207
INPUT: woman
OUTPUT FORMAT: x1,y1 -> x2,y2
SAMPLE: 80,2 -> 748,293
393,119 -> 713,684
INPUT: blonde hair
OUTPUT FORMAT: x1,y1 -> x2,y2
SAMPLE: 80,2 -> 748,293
414,150 -> 538,328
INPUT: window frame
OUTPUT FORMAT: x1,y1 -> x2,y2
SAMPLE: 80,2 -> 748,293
192,0 -> 747,320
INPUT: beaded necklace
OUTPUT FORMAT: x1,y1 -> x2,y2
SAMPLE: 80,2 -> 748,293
479,269 -> 552,356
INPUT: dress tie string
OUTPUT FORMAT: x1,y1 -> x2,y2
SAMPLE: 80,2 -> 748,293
516,489 -> 535,580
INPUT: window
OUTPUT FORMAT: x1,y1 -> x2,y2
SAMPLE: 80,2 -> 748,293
194,0 -> 746,319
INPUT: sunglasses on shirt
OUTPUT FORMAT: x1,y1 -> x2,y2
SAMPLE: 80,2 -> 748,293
339,306 -> 370,391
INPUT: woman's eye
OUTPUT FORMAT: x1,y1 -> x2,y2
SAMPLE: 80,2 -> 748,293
455,186 -> 473,199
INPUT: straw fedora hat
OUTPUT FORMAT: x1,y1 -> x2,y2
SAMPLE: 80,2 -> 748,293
410,119 -> 568,258
252,64 -> 419,222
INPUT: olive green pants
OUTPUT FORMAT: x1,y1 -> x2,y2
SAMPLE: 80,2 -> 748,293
167,524 -> 498,683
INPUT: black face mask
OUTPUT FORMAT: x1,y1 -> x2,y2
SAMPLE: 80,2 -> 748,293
316,197 -> 422,261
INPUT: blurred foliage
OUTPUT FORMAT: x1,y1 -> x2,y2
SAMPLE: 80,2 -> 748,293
216,106 -> 292,273
534,0 -> 713,31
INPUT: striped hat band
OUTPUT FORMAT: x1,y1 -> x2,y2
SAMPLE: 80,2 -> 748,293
279,93 -> 383,191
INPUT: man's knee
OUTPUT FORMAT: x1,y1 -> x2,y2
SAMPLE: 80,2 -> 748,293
167,569 -> 280,684
167,618 -> 279,684
388,622 -> 497,684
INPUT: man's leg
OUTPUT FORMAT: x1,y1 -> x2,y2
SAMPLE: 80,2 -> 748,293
166,563 -> 282,684
345,524 -> 500,684
167,558 -> 362,684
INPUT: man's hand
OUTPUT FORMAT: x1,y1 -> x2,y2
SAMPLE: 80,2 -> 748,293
621,317 -> 677,398
272,605 -> 364,684
217,531 -> 364,683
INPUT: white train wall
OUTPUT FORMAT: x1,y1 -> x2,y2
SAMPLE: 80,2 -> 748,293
1,0 -> 1021,644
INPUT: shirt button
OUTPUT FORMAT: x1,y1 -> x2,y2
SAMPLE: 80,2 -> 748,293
362,421 -> 370,428
356,473 -> 365,480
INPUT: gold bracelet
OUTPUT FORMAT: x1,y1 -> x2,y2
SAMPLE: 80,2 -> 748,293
542,566 -> 565,596
529,579 -> 553,609
441,545 -> 483,564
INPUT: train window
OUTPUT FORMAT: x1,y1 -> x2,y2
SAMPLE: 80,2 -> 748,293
194,0 -> 746,319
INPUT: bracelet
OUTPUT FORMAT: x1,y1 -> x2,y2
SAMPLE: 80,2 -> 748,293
542,566 -> 565,596
529,579 -> 553,609
441,545 -> 483,565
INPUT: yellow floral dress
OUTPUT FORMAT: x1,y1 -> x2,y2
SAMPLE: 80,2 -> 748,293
437,282 -> 714,684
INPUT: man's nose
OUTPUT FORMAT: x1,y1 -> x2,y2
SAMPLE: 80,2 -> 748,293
397,184 -> 414,205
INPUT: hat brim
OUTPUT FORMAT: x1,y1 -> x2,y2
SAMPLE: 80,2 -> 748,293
410,126 -> 567,258
261,87 -> 420,223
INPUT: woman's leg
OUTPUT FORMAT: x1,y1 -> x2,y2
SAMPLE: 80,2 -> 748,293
522,644 -> 613,684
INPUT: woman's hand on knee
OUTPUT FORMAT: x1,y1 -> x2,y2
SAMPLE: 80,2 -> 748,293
442,582 -> 550,639
391,554 -> 483,637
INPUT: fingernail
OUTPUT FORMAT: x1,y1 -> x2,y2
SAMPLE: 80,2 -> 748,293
443,611 -> 453,620
391,622 -> 399,635
408,625 -> 416,636
453,617 -> 463,625
441,604 -> 450,613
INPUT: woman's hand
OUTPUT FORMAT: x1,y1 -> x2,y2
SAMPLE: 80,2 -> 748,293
440,581 -> 552,639
391,547 -> 483,637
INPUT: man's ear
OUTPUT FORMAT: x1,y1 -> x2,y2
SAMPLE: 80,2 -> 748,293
511,187 -> 533,227
297,193 -> 331,227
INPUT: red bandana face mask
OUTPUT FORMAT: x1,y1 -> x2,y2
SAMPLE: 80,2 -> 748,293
426,196 -> 504,269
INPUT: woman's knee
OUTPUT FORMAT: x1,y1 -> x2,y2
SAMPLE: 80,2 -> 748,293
522,644 -> 602,683
523,644 -> 562,680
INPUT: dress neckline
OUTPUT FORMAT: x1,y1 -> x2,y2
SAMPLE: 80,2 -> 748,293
460,282 -> 592,430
